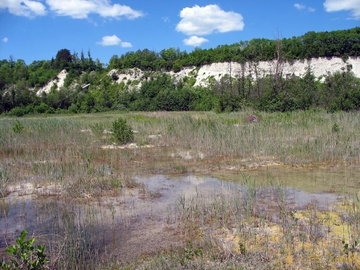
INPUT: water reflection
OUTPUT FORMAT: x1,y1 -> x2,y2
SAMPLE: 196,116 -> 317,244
0,174 -> 343,263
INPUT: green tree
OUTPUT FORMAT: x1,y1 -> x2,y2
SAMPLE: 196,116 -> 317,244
55,48 -> 72,70
321,70 -> 360,112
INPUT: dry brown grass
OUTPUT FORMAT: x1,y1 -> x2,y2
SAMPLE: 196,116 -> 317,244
1,110 -> 360,269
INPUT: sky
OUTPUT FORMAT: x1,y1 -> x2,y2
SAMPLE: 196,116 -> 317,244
0,0 -> 359,65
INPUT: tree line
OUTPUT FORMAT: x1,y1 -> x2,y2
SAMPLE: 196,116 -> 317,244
4,67 -> 360,117
108,27 -> 360,71
0,27 -> 360,115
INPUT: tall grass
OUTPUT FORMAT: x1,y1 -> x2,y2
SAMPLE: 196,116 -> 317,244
2,110 -> 359,172
127,110 -> 360,166
1,110 -> 359,198
1,110 -> 360,268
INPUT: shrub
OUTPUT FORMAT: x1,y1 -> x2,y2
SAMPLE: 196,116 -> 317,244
111,118 -> 134,144
9,107 -> 27,117
34,103 -> 53,114
0,230 -> 49,270
12,120 -> 24,134
332,123 -> 340,133
68,103 -> 79,113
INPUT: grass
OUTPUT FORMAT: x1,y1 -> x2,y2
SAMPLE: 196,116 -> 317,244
1,109 -> 360,269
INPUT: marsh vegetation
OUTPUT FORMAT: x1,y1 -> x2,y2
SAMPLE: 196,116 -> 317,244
1,110 -> 360,269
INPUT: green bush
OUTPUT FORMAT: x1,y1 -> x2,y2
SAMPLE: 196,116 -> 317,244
111,118 -> 134,144
9,107 -> 27,117
34,103 -> 55,114
332,123 -> 340,133
68,103 -> 79,113
12,120 -> 25,134
1,230 -> 49,270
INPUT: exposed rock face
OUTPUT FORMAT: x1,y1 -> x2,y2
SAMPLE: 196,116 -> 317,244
39,57 -> 360,92
37,69 -> 67,95
110,57 -> 360,90
191,57 -> 360,86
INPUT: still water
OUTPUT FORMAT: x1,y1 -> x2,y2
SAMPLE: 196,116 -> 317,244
0,169 -> 350,261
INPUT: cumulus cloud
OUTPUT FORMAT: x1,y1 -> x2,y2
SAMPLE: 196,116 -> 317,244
0,0 -> 143,19
46,0 -> 143,19
2,37 -> 9,43
97,35 -> 132,47
176,4 -> 244,36
324,0 -> 360,19
183,36 -> 209,47
0,0 -> 47,17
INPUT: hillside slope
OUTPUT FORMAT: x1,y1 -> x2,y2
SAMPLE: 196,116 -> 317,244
37,69 -> 67,95
39,57 -> 360,93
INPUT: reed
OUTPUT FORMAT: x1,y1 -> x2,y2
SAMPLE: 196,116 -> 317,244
1,110 -> 360,268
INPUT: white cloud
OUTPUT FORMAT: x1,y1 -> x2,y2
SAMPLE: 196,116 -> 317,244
120,41 -> 132,48
324,0 -> 360,19
46,0 -> 95,19
0,0 -> 143,19
97,35 -> 132,47
176,4 -> 244,36
45,0 -> 143,19
183,36 -> 209,46
294,4 -> 306,10
0,0 -> 47,17
294,3 -> 315,12
97,35 -> 121,46
2,37 -> 9,43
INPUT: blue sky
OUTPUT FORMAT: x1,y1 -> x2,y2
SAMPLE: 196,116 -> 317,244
0,0 -> 359,65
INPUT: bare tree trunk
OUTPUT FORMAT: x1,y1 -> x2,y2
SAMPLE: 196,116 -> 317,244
273,32 -> 284,94
253,62 -> 260,98
239,62 -> 246,97
229,61 -> 233,94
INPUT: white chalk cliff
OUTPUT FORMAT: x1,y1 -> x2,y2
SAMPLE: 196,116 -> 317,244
40,57 -> 360,93
111,57 -> 360,89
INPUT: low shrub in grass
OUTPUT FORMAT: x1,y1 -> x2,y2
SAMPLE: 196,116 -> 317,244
111,118 -> 134,144
12,120 -> 25,134
1,230 -> 49,270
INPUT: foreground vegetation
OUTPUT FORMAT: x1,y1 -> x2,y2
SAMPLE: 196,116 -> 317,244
1,110 -> 360,269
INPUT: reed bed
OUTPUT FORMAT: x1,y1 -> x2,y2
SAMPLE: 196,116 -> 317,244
1,110 -> 360,269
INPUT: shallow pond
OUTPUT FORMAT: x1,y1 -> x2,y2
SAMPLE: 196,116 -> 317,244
1,173 -> 342,232
0,169 -> 351,264
214,165 -> 360,196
